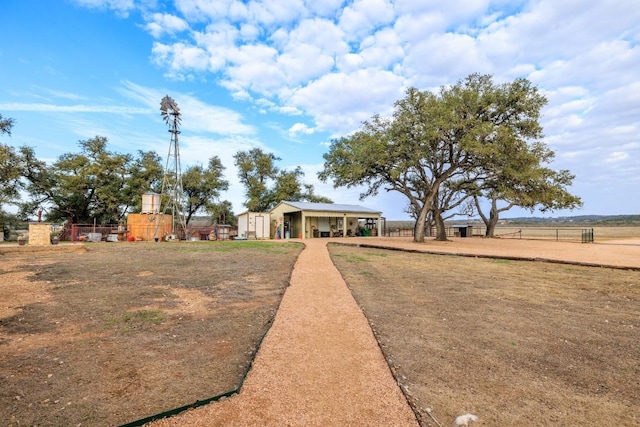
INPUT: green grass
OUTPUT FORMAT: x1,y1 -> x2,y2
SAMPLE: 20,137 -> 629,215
105,309 -> 166,333
207,241 -> 301,253
156,240 -> 302,254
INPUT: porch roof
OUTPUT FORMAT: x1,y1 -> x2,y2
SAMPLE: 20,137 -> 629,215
273,201 -> 381,215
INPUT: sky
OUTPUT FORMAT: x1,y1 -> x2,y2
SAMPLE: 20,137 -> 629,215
1,0 -> 639,221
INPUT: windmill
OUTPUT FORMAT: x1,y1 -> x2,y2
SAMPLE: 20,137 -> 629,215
154,95 -> 188,240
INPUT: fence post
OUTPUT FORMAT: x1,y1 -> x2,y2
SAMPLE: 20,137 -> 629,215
582,228 -> 594,243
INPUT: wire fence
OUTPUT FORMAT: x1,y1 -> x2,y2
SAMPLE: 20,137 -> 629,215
381,225 -> 596,243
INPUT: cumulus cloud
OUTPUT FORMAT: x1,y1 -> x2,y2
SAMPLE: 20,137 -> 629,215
288,122 -> 315,137
145,13 -> 189,38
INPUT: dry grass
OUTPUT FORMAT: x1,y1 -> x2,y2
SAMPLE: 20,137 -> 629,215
0,241 -> 302,426
329,243 -> 640,426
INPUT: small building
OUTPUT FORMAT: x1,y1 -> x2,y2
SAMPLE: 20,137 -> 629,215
270,201 -> 382,239
237,211 -> 270,240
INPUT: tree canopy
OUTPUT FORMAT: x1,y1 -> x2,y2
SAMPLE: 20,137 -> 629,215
234,148 -> 331,212
0,115 -> 23,224
20,136 -> 165,224
471,140 -> 582,236
0,116 -> 237,235
320,73 -> 581,242
181,156 -> 229,225
0,113 -> 14,136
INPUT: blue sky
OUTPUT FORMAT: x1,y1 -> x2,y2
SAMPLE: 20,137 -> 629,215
1,0 -> 639,220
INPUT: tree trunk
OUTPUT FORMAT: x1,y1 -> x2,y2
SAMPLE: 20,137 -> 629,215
475,196 -> 505,238
413,203 -> 430,243
485,213 -> 499,237
485,198 -> 503,238
433,210 -> 448,241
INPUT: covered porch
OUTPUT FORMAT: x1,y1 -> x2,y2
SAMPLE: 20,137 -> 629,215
270,201 -> 382,240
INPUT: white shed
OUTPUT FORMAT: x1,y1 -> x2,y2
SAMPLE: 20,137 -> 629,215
237,211 -> 270,240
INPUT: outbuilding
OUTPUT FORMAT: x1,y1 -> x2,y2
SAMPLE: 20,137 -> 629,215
270,201 -> 382,239
237,211 -> 270,239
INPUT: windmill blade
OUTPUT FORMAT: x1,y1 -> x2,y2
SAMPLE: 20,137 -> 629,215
160,95 -> 181,126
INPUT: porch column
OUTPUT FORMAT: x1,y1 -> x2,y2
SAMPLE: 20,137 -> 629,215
342,213 -> 347,237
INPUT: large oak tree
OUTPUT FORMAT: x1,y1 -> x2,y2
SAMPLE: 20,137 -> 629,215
320,74 -> 579,242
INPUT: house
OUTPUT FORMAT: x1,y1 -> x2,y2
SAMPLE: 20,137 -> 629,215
269,201 -> 382,239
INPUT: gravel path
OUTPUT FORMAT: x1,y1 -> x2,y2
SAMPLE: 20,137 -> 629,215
150,239 -> 419,427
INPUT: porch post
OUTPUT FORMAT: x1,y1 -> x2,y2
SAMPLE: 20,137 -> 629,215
343,213 -> 347,237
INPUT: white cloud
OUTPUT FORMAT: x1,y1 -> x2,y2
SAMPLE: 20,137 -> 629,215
288,122 -> 315,137
338,0 -> 395,40
151,42 -> 210,78
145,13 -> 189,38
605,151 -> 629,163
403,32 -> 487,87
174,0 -> 232,22
245,0 -> 306,28
72,0 -> 135,14
288,68 -> 405,134
358,28 -> 404,70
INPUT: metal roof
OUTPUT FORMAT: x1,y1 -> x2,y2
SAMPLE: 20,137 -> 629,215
276,201 -> 381,214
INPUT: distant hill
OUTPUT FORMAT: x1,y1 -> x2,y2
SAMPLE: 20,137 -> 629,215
499,214 -> 640,225
387,215 -> 640,227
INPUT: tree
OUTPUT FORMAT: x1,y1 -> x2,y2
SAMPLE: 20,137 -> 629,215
234,148 -> 279,212
472,147 -> 582,237
234,148 -> 331,211
21,137 -> 164,224
0,144 -> 23,208
461,83 -> 581,236
0,113 -> 14,136
0,115 -> 22,211
0,115 -> 24,235
321,74 -> 563,242
208,200 -> 236,226
122,150 -> 164,213
272,166 -> 332,205
181,156 -> 229,225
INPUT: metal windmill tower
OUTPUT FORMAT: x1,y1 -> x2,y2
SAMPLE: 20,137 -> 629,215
155,95 -> 188,240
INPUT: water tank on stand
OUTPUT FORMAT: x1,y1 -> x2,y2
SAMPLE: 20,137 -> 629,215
141,193 -> 160,214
